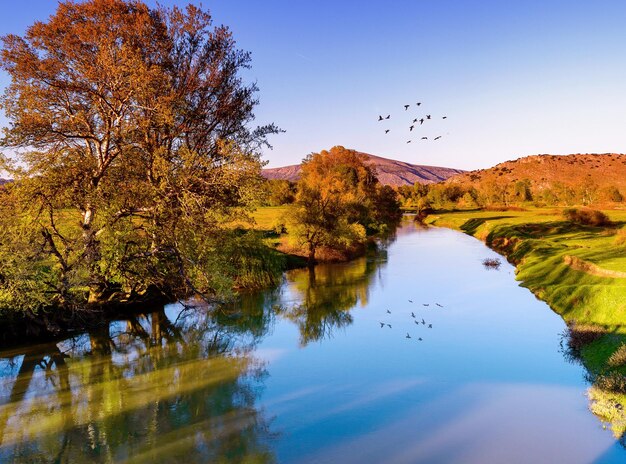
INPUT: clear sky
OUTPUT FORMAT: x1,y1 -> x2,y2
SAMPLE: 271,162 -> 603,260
2,0 -> 626,170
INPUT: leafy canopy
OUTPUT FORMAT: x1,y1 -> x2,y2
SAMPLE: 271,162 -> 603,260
0,0 -> 280,313
285,146 -> 401,265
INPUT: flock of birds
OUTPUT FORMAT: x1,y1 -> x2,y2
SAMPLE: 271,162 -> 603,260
378,300 -> 445,342
378,101 -> 448,144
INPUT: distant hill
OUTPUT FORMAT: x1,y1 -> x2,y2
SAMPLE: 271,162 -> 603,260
262,151 -> 465,187
447,153 -> 626,191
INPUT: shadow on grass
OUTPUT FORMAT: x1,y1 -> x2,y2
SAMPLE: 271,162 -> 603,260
459,216 -> 516,235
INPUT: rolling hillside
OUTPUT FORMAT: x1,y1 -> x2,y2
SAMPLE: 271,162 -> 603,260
447,153 -> 626,191
263,151 -> 465,186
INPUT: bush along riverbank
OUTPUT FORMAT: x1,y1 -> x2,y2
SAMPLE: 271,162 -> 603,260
427,207 -> 626,443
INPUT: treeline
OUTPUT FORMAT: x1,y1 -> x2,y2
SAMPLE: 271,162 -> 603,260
397,179 -> 624,211
261,179 -> 298,207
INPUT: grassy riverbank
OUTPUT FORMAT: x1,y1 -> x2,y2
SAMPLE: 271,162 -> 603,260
426,208 -> 626,326
426,207 -> 626,439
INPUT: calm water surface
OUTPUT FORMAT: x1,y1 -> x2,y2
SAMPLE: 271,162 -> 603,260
1,222 -> 624,463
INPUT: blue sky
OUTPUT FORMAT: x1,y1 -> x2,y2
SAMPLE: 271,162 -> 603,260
2,0 -> 626,169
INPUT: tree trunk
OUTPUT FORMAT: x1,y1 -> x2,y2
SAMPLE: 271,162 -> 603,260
307,243 -> 316,267
83,205 -> 102,304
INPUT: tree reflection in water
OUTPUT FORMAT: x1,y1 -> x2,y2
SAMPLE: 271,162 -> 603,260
0,306 -> 277,463
0,240 -> 391,462
280,248 -> 388,346
561,328 -> 626,447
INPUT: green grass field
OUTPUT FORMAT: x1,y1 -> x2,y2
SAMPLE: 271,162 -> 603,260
251,206 -> 289,231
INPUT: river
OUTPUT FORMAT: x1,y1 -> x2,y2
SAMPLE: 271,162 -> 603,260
0,221 -> 624,463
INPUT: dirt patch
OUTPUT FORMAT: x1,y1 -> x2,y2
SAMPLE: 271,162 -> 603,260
564,255 -> 626,278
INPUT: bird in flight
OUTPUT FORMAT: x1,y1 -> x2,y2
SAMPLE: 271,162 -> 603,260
407,140 -> 412,144
409,125 -> 414,132
423,303 -> 429,307
426,115 -> 431,120
385,129 -> 390,134
414,320 -> 420,325
386,309 -> 391,314
379,322 -> 385,328
416,102 -> 422,106
413,118 -> 418,123
418,337 -> 423,341
387,323 -> 392,328
436,303 -> 444,307
406,333 -> 412,339
419,118 -> 424,125
404,104 -> 410,111
442,116 -> 447,119
385,115 -> 391,119
428,324 -> 433,328
378,115 -> 383,121
434,136 -> 442,140
411,312 -> 416,318
408,299 -> 413,303
421,318 -> 426,325
421,137 -> 428,140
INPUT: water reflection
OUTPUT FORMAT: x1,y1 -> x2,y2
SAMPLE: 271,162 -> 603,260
280,253 -> 386,346
560,326 -> 626,446
0,243 -> 390,462
0,308 -> 276,463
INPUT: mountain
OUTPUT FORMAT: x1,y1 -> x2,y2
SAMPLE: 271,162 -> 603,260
447,153 -> 626,191
262,151 -> 465,187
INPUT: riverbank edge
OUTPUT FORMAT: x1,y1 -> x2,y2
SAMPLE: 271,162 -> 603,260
425,209 -> 626,438
0,254 -> 301,348
424,211 -> 623,327
0,227 -> 394,348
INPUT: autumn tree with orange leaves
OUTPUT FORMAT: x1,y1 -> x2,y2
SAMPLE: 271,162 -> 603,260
0,0 -> 280,314
286,146 -> 401,265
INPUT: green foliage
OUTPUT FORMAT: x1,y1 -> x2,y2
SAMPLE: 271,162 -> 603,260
403,176 -> 624,211
227,231 -> 286,289
399,181 -> 484,211
513,179 -> 533,202
0,0 -> 281,313
285,146 -> 400,264
263,179 -> 297,206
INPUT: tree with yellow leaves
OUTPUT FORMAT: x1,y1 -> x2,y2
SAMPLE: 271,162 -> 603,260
286,146 -> 401,266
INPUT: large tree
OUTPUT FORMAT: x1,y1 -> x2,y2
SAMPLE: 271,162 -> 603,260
0,0 -> 279,312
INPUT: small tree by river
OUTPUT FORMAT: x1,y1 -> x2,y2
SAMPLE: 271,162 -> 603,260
285,146 -> 401,266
